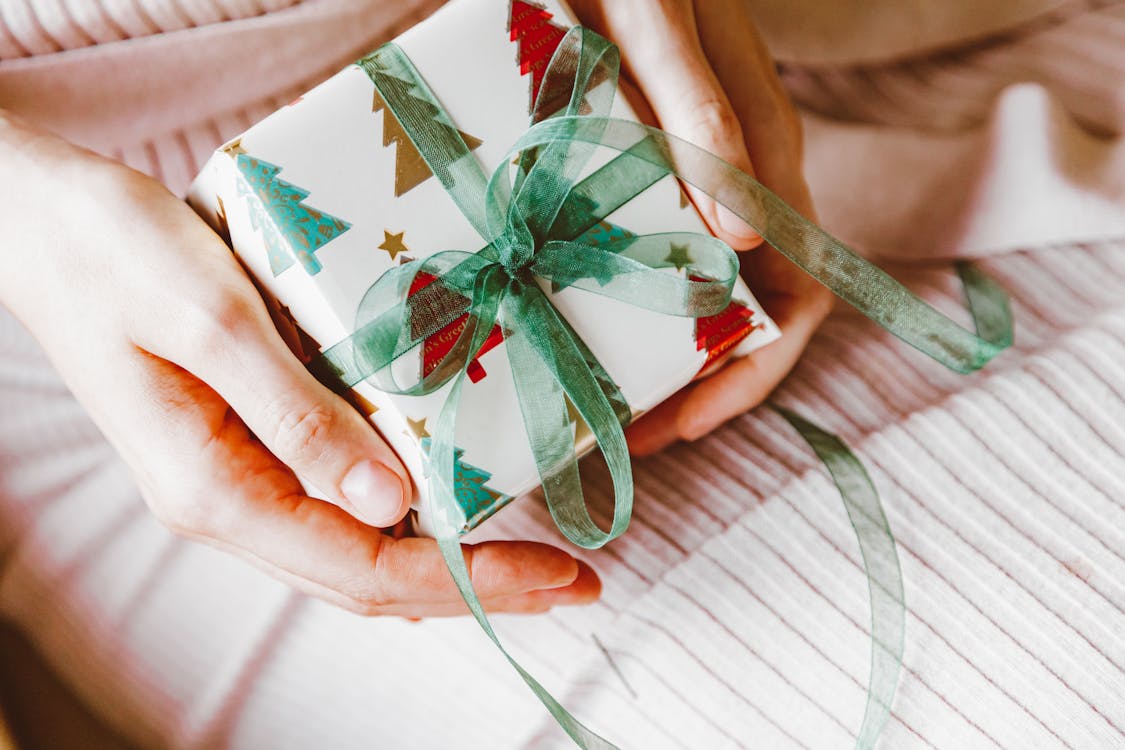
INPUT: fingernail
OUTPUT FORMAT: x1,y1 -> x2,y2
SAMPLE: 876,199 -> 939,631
341,460 -> 406,527
716,205 -> 762,248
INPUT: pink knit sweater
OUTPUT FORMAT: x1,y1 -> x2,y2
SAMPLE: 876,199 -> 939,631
2,2 -> 1125,748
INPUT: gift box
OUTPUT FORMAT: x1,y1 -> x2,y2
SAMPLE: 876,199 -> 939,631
186,0 -> 781,537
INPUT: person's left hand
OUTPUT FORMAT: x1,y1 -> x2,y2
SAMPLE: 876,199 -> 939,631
570,0 -> 834,455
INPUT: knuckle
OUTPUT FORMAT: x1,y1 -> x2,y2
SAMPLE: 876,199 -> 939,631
339,539 -> 398,615
266,400 -> 337,466
687,97 -> 744,147
184,287 -> 263,359
680,418 -> 715,443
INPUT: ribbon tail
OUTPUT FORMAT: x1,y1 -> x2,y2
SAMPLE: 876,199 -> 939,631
773,405 -> 905,750
511,115 -> 1014,374
427,367 -> 621,750
502,280 -> 632,549
432,531 -> 621,750
958,261 -> 1014,348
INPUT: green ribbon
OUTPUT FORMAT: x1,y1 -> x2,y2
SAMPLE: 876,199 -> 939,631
308,27 -> 1012,749
774,406 -> 905,748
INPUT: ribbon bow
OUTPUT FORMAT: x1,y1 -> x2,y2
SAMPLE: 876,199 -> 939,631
324,30 -> 744,549
311,27 -> 1012,750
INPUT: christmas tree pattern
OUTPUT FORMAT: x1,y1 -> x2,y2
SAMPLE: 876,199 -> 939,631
421,438 -> 506,522
234,154 -> 351,277
409,271 -> 503,383
509,0 -> 569,113
371,87 -> 483,197
576,219 -> 635,249
693,281 -> 763,371
551,219 -> 637,292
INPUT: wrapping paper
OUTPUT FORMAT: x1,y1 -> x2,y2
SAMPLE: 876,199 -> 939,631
187,0 -> 780,534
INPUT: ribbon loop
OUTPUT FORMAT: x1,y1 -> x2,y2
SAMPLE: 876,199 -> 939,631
506,113 -> 1012,372
502,279 -> 633,548
533,232 -> 738,315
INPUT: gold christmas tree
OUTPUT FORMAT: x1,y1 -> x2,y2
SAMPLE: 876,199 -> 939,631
373,90 -> 483,197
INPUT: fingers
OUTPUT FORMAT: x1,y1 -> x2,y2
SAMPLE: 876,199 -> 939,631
200,304 -> 409,527
623,0 -> 829,457
370,536 -> 581,605
627,258 -> 832,456
695,0 -> 813,218
201,507 -> 599,618
187,466 -> 595,617
366,560 -> 602,617
127,218 -> 412,528
120,352 -> 599,617
581,0 -> 762,250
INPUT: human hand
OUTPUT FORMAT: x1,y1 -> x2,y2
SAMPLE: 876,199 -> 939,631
570,0 -> 835,455
0,111 -> 599,617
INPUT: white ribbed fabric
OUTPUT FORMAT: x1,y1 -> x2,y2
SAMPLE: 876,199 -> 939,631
4,240 -> 1124,750
0,0 -> 445,193
2,2 -> 1125,749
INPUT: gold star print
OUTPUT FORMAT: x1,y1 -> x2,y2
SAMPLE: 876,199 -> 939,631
406,416 -> 430,440
665,242 -> 693,271
379,230 -> 410,261
221,137 -> 246,158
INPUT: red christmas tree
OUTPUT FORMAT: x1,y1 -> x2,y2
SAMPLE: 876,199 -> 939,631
693,279 -> 763,371
409,272 -> 503,383
509,1 -> 569,112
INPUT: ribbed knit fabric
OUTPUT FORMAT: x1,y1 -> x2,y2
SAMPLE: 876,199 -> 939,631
0,0 -> 444,193
2,2 -> 1125,749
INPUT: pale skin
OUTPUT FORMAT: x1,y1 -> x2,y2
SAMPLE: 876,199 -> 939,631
0,0 -> 829,618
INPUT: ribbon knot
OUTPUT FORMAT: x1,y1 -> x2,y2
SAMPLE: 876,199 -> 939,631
492,225 -> 536,274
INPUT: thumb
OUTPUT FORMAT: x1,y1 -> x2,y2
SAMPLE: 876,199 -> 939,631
603,0 -> 762,250
148,285 -> 412,529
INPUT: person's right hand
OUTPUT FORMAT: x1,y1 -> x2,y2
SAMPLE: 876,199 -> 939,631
0,111 -> 600,617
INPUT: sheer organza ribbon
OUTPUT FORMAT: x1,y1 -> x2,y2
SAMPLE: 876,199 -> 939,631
310,27 -> 1012,749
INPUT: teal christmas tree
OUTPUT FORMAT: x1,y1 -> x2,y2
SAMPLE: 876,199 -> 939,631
421,438 -> 505,522
550,218 -> 637,292
234,153 -> 351,277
